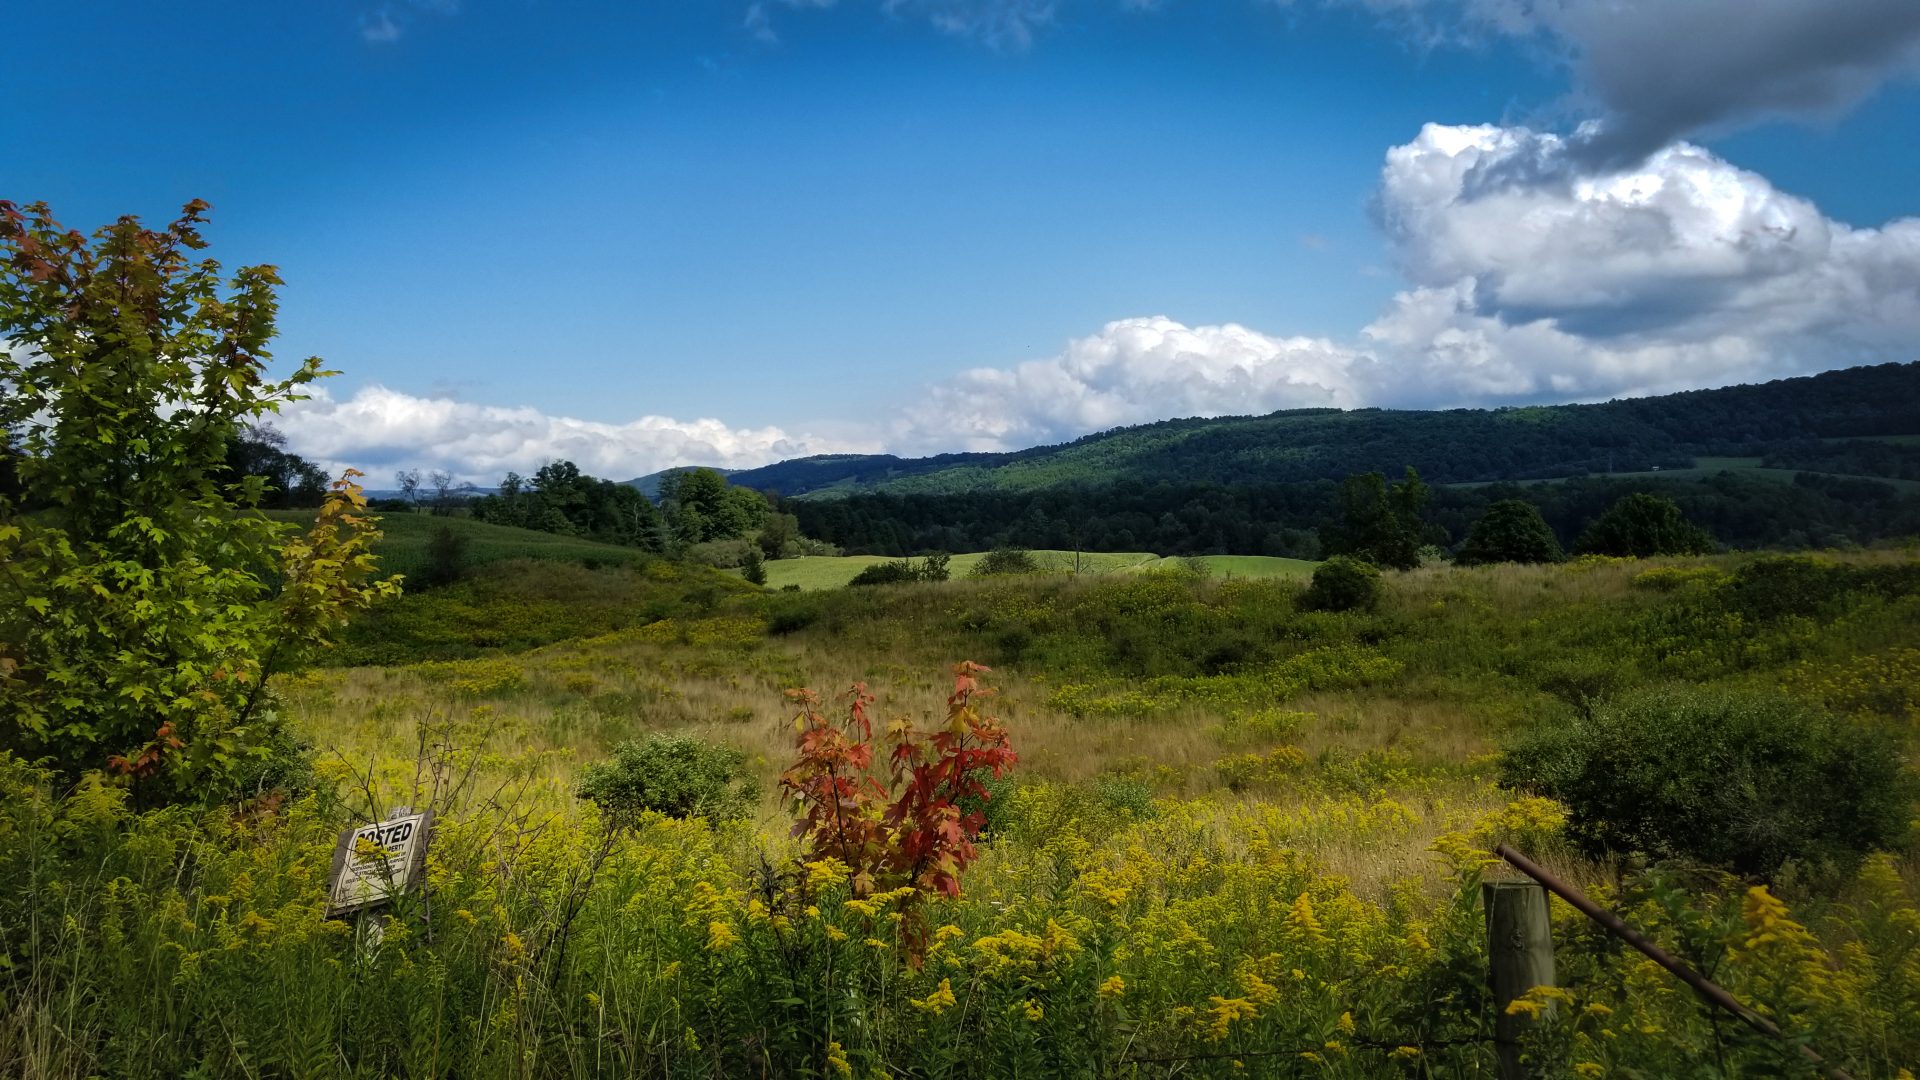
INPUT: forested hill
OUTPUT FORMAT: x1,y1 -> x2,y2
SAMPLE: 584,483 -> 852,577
728,362 -> 1920,497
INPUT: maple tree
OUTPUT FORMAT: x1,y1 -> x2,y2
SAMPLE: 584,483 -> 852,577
0,199 -> 396,801
780,661 -> 1017,900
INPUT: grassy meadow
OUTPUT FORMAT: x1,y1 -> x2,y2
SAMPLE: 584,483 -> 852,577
752,550 -> 1318,589
7,527 -> 1920,1078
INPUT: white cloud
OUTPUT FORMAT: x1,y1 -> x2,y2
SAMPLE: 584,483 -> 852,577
892,123 -> 1920,449
274,384 -> 875,484
896,317 -> 1368,452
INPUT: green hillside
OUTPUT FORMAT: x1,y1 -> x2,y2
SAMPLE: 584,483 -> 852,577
727,362 -> 1920,497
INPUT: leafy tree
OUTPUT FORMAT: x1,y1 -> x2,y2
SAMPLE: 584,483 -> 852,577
660,467 -> 765,545
1320,467 -> 1428,570
741,545 -> 767,586
1455,499 -> 1564,565
0,199 -> 398,801
757,511 -> 800,559
223,424 -> 328,508
1574,492 -> 1716,557
419,523 -> 469,588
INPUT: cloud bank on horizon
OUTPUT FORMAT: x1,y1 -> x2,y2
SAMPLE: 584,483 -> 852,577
295,0 -> 1920,481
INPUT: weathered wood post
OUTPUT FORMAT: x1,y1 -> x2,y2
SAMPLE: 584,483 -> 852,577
1484,880 -> 1556,1080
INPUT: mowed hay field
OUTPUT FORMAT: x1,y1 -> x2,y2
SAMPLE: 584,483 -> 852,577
754,549 -> 1319,589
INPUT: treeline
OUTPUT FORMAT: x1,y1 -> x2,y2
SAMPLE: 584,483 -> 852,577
467,463 -> 828,569
1764,438 -> 1920,482
469,461 -> 668,549
787,471 -> 1920,558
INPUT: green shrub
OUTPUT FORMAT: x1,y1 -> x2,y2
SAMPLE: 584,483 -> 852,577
741,546 -> 767,586
970,548 -> 1041,577
418,524 -> 469,589
849,560 -> 920,586
1301,555 -> 1381,612
1500,686 -> 1912,879
1715,555 -> 1846,622
577,734 -> 759,825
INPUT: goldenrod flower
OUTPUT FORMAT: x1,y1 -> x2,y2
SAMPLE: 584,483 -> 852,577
706,920 -> 739,952
1098,975 -> 1126,999
910,978 -> 957,1015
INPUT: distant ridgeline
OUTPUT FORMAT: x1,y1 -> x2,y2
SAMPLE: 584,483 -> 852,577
726,362 -> 1920,557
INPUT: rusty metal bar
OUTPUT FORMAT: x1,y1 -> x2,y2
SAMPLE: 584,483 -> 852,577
1493,843 -> 1854,1080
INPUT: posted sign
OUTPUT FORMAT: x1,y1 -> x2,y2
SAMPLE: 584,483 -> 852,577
326,810 -> 432,917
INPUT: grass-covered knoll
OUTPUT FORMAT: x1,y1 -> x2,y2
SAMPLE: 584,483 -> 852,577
267,508 -> 654,581
10,548 -> 1920,1078
751,550 -> 1316,589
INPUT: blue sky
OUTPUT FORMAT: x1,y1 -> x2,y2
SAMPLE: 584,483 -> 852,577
5,1 -> 1919,480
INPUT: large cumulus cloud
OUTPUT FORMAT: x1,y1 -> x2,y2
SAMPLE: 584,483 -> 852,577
894,123 -> 1920,449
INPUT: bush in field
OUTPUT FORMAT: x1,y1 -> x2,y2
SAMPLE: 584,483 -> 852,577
1500,686 -> 1912,878
1455,499 -> 1563,565
741,545 -> 767,586
578,734 -> 759,825
1574,492 -> 1716,558
970,547 -> 1041,577
0,199 -> 397,803
848,555 -> 949,586
1301,555 -> 1381,612
1320,468 -> 1429,570
417,524 -> 469,588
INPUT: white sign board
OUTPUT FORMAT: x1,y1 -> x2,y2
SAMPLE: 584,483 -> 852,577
326,810 -> 432,917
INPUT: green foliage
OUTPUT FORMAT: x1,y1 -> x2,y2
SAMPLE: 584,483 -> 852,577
1455,499 -> 1564,565
969,547 -> 1041,576
331,559 -> 752,666
1320,467 -> 1429,569
222,424 -> 328,508
847,556 -> 949,586
659,467 -> 768,546
1574,492 -> 1716,557
741,545 -> 767,586
0,199 -> 396,801
1301,555 -> 1382,612
577,734 -> 758,824
1501,686 -> 1913,878
471,460 -> 666,550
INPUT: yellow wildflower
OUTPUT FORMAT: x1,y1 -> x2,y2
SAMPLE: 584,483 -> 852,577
1022,1000 -> 1044,1021
911,978 -> 957,1015
1205,996 -> 1259,1042
826,1039 -> 852,1079
1392,1046 -> 1421,1060
1575,1064 -> 1604,1078
1336,1011 -> 1355,1035
1098,976 -> 1126,999
706,920 -> 739,952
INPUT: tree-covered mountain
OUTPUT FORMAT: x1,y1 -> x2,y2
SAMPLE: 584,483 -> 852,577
729,362 -> 1920,497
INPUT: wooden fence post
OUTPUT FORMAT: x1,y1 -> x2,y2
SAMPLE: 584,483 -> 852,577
1484,880 -> 1556,1080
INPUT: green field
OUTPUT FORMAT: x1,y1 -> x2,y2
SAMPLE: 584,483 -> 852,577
750,549 -> 1318,589
265,509 -> 652,580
